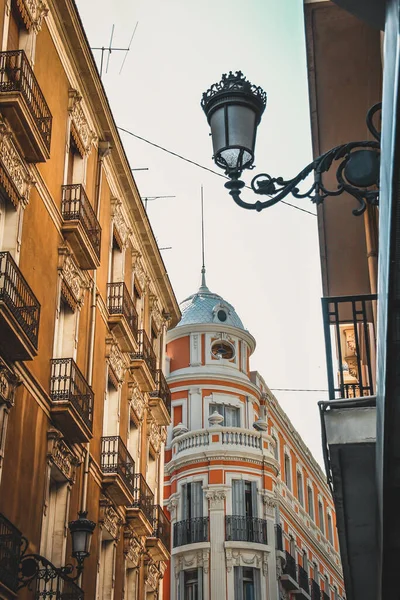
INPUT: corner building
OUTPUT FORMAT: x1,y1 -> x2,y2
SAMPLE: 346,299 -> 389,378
163,274 -> 344,600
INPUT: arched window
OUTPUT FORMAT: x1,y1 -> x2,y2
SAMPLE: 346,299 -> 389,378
297,470 -> 304,506
327,512 -> 334,545
284,453 -> 292,490
307,485 -> 314,520
318,500 -> 325,535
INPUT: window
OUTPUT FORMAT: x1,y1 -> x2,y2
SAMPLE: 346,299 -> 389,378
209,403 -> 240,427
40,466 -> 70,568
110,232 -> 124,283
289,536 -> 295,556
327,512 -> 334,545
284,453 -> 292,490
232,480 -> 257,517
66,135 -> 85,185
126,567 -> 138,600
234,567 -> 261,600
103,378 -> 120,436
272,435 -> 279,461
318,500 -> 325,535
211,340 -> 235,360
334,587 -> 338,600
297,471 -> 304,506
97,538 -> 116,600
303,550 -> 308,572
0,192 -> 23,260
182,482 -> 203,520
54,296 -> 78,360
307,485 -> 314,520
178,568 -> 203,600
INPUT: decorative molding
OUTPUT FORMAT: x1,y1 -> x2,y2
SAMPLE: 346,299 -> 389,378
148,419 -> 166,455
99,497 -> 123,541
46,428 -> 79,482
68,89 -> 97,155
16,0 -> 48,32
106,336 -> 129,384
145,562 -> 161,591
132,250 -> 147,291
0,359 -> 20,408
111,198 -> 131,249
204,486 -> 228,510
225,548 -> 263,572
58,247 -> 91,308
129,383 -> 147,423
167,496 -> 179,520
0,118 -> 33,208
124,527 -> 144,567
261,490 -> 279,517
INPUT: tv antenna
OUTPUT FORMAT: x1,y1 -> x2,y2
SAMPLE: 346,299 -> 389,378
91,22 -> 138,78
142,195 -> 176,211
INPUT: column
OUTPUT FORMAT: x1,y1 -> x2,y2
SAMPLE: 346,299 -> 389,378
205,486 -> 228,600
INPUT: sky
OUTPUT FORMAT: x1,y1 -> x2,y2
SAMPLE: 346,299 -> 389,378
75,0 -> 329,467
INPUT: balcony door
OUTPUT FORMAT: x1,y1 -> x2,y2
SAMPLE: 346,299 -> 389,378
232,480 -> 257,517
182,482 -> 203,520
234,567 -> 261,600
178,568 -> 203,600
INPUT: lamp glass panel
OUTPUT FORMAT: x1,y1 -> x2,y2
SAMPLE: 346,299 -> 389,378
227,104 -> 257,153
72,529 -> 88,555
210,106 -> 227,157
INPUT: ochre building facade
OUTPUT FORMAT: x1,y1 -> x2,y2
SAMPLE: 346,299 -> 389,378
0,0 -> 180,598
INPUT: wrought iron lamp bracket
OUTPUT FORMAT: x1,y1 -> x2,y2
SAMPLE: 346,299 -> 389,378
226,102 -> 381,215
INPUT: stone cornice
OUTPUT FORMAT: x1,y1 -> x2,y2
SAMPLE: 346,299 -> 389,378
166,373 -> 262,401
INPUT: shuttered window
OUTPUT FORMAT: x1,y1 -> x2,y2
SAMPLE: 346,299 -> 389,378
182,482 -> 203,520
234,567 -> 261,600
178,568 -> 203,600
232,480 -> 257,517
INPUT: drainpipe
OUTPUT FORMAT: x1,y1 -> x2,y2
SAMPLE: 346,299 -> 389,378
81,141 -> 112,513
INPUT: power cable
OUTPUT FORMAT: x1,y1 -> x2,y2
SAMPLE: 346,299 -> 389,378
117,126 -> 317,217
269,388 -> 329,392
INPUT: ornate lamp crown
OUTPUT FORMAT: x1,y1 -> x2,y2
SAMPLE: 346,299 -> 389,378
201,71 -> 267,119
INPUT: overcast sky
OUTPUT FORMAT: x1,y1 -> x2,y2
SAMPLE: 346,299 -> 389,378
76,0 -> 329,467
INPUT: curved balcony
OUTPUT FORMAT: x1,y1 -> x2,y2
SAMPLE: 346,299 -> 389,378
225,515 -> 268,544
170,426 -> 273,464
173,517 -> 209,548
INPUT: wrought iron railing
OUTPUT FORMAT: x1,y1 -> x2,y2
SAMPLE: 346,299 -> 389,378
275,523 -> 283,551
149,369 -> 171,415
225,516 -> 268,544
35,569 -> 84,599
132,473 -> 154,524
0,513 -> 21,592
0,50 -> 52,151
173,517 -> 209,547
298,564 -> 310,594
107,282 -> 138,340
151,505 -> 170,550
50,358 -> 93,430
61,184 -> 101,260
283,551 -> 297,581
101,436 -> 135,494
131,329 -> 157,381
322,294 -> 376,400
310,579 -> 321,600
0,251 -> 40,348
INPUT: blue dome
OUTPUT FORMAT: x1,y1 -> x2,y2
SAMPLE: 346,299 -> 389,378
177,273 -> 245,330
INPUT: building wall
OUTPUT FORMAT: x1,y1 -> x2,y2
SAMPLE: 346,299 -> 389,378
0,1 -> 180,599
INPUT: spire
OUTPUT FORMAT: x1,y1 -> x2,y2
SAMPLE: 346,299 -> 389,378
198,185 -> 210,293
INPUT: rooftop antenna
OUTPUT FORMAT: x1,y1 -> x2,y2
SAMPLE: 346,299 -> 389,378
200,185 -> 208,290
91,22 -> 138,78
142,195 -> 176,211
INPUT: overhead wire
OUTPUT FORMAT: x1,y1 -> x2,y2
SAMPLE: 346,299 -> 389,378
269,388 -> 329,392
117,126 -> 317,217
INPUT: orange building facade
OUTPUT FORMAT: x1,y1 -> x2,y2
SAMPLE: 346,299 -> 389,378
163,274 -> 344,600
0,0 -> 180,599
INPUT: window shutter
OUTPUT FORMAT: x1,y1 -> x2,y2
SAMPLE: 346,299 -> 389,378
192,482 -> 203,518
251,481 -> 258,518
232,480 -> 245,516
197,567 -> 203,599
254,568 -> 261,600
182,484 -> 188,520
234,566 -> 243,600
178,570 -> 184,600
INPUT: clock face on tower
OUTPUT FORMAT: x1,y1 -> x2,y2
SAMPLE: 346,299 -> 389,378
211,340 -> 235,360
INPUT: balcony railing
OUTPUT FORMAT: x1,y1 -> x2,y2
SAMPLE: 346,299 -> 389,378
310,579 -> 321,600
275,523 -> 283,551
149,369 -> 171,414
172,426 -> 269,459
225,515 -> 268,544
132,473 -> 154,524
0,251 -> 40,349
283,551 -> 297,581
151,505 -> 170,550
322,294 -> 376,400
173,517 -> 209,547
298,565 -> 310,594
0,513 -> 21,593
131,329 -> 157,380
107,282 -> 138,341
101,436 -> 135,493
0,50 -> 52,152
61,184 -> 101,260
35,569 -> 84,599
50,358 -> 93,430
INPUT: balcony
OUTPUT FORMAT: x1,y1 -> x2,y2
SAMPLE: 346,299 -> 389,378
173,517 -> 209,547
0,251 -> 40,361
146,505 -> 170,561
148,369 -> 171,425
107,282 -> 138,352
0,50 -> 52,162
126,473 -> 154,535
35,570 -> 83,600
294,565 -> 311,600
100,436 -> 135,505
280,550 -> 299,591
0,513 -> 21,596
50,358 -> 93,443
61,184 -> 101,269
310,579 -> 321,600
130,329 -> 157,392
225,515 -> 268,544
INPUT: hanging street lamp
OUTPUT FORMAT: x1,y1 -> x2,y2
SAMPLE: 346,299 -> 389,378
201,71 -> 381,215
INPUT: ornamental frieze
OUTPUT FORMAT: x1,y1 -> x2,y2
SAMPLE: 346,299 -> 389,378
106,337 -> 129,384
145,562 -> 161,591
0,359 -> 19,408
0,119 -> 33,208
58,247 -> 90,307
111,198 -> 131,249
124,528 -> 144,567
149,294 -> 163,332
46,428 -> 79,482
99,497 -> 123,541
16,0 -> 48,32
147,419 -> 166,455
68,90 -> 97,155
129,384 -> 147,423
131,250 -> 147,291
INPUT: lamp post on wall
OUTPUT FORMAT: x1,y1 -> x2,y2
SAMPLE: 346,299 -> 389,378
18,511 -> 95,590
201,71 -> 381,215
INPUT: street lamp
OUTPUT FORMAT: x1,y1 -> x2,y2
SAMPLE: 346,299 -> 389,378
201,71 -> 381,215
18,511 -> 95,589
